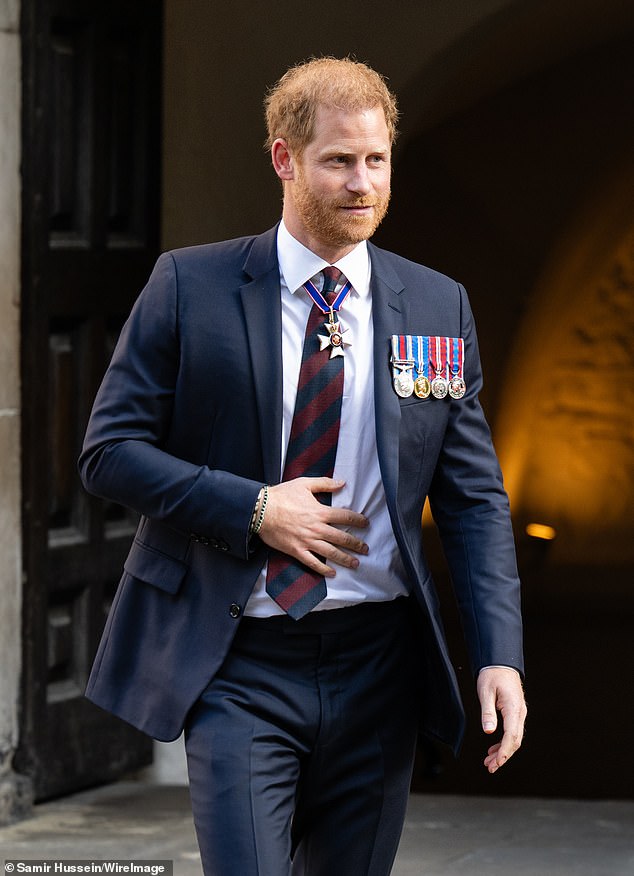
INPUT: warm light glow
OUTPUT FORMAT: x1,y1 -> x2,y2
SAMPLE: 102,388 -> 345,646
526,523 -> 557,541
494,199 -> 634,566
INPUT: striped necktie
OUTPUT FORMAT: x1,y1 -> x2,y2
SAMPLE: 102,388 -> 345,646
266,267 -> 345,618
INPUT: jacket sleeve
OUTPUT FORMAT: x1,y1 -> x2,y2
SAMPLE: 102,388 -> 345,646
428,283 -> 524,676
78,252 -> 263,561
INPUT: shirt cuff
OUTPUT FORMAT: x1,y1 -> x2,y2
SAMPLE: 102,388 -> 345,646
479,665 -> 521,677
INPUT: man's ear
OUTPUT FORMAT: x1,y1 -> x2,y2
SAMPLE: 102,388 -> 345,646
271,138 -> 295,181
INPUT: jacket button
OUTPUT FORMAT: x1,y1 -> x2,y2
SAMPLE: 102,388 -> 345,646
229,603 -> 242,619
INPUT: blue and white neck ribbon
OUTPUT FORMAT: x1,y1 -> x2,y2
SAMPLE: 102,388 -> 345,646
303,277 -> 353,314
304,276 -> 353,358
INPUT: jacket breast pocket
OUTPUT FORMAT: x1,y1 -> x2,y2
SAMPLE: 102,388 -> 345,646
397,402 -> 430,493
123,538 -> 188,595
398,394 -> 435,409
397,396 -> 448,496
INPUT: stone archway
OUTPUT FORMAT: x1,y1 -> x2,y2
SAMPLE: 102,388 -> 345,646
496,162 -> 634,571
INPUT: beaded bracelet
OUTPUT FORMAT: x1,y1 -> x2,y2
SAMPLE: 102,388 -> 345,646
250,485 -> 269,536
249,487 -> 263,534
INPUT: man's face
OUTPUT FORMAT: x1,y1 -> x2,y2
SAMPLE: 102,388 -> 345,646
280,104 -> 392,261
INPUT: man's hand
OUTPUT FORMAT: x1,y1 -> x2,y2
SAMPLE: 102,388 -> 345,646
477,666 -> 527,774
258,477 -> 369,576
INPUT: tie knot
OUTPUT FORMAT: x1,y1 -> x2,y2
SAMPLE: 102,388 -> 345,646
321,266 -> 342,304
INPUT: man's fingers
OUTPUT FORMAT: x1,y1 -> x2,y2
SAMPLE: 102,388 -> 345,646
488,725 -> 522,772
280,477 -> 369,530
298,541 -> 363,577
497,704 -> 527,763
485,720 -> 524,773
327,524 -> 369,554
260,477 -> 369,569
305,476 -> 346,495
484,743 -> 506,773
308,482 -> 369,530
309,538 -> 368,575
297,549 -> 337,578
327,506 -> 369,530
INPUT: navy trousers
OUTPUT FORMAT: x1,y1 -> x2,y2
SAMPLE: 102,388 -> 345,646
184,597 -> 422,876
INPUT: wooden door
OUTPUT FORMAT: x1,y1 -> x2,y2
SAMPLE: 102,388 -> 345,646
18,0 -> 162,800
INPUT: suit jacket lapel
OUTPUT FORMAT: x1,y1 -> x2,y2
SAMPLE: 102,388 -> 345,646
240,226 -> 283,484
239,233 -> 409,494
369,243 -> 408,507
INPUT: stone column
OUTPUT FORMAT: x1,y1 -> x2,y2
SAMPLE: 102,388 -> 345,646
0,0 -> 32,824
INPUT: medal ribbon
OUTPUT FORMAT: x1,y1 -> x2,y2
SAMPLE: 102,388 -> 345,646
411,335 -> 420,373
412,335 -> 429,379
450,336 -> 464,379
430,336 -> 442,377
392,335 -> 466,397
391,334 -> 415,365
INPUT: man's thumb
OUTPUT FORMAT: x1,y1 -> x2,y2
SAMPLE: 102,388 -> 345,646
481,703 -> 498,734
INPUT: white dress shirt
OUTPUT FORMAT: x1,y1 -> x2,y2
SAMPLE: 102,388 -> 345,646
244,222 -> 410,616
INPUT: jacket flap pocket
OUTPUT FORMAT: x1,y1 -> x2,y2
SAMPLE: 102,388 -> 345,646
124,539 -> 187,595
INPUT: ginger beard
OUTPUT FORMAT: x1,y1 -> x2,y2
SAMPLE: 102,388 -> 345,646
290,162 -> 391,250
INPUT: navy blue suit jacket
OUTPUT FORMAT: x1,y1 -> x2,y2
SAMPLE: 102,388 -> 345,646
79,225 -> 523,753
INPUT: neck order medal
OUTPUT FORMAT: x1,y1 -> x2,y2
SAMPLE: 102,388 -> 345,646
318,309 -> 351,358
304,275 -> 353,359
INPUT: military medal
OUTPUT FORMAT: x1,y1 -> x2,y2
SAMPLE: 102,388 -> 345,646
448,375 -> 466,399
393,335 -> 465,401
390,335 -> 415,397
394,365 -> 414,397
414,374 -> 430,398
304,275 -> 353,358
430,336 -> 449,399
431,373 -> 448,399
318,310 -> 351,358
448,336 -> 466,399
413,335 -> 431,398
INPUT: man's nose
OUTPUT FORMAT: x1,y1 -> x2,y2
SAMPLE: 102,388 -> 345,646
346,163 -> 372,195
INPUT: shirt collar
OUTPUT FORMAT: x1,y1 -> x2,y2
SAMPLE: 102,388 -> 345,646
277,220 -> 371,299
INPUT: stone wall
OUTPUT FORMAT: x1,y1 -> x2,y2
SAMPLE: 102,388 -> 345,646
0,0 -> 31,824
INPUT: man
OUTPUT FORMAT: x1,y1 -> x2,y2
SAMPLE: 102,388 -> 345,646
79,57 -> 526,875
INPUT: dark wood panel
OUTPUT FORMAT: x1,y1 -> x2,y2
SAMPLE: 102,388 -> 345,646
20,0 -> 162,801
107,30 -> 140,239
48,329 -> 78,530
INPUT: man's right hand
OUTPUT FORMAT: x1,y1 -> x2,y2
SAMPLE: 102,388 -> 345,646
258,477 -> 369,576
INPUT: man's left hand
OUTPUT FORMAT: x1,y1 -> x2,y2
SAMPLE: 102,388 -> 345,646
477,666 -> 527,774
